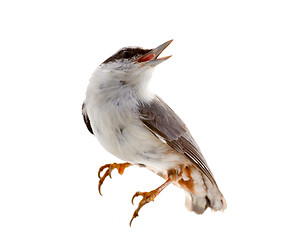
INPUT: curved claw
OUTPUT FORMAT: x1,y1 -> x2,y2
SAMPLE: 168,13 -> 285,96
98,164 -> 111,178
131,191 -> 142,205
98,170 -> 110,196
129,211 -> 139,227
129,191 -> 154,226
129,179 -> 172,226
97,162 -> 131,196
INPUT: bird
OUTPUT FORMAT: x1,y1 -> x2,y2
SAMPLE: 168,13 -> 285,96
82,40 -> 226,226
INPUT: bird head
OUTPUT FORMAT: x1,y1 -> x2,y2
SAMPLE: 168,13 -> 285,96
90,40 -> 172,102
96,40 -> 172,84
102,39 -> 172,69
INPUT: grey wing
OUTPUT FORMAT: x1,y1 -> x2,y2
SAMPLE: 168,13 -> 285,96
138,96 -> 217,186
82,102 -> 94,134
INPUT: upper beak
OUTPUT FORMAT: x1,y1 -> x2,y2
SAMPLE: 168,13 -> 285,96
137,40 -> 173,66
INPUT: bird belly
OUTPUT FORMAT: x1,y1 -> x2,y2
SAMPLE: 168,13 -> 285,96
88,103 -> 184,174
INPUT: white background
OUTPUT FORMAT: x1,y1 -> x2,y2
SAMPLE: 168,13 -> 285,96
1,0 -> 287,239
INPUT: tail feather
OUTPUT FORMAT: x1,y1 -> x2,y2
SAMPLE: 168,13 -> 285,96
185,187 -> 226,214
185,192 -> 209,214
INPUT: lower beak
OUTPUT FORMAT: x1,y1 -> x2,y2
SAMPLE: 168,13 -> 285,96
137,40 -> 173,66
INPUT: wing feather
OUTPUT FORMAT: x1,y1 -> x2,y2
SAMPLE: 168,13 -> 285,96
82,102 -> 94,134
138,96 -> 217,186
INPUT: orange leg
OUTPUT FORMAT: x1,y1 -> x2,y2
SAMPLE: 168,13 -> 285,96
98,162 -> 131,195
130,178 -> 172,226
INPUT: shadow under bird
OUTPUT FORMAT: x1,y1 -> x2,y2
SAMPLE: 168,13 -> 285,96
82,40 -> 226,225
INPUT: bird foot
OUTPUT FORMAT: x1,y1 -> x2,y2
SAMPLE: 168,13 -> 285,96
129,179 -> 171,226
98,162 -> 131,195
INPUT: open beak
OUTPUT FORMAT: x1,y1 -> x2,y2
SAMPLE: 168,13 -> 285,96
137,40 -> 173,66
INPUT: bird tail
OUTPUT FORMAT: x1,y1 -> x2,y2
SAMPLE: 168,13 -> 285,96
185,186 -> 226,214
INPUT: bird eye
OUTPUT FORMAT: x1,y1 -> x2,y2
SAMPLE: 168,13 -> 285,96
122,50 -> 131,58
